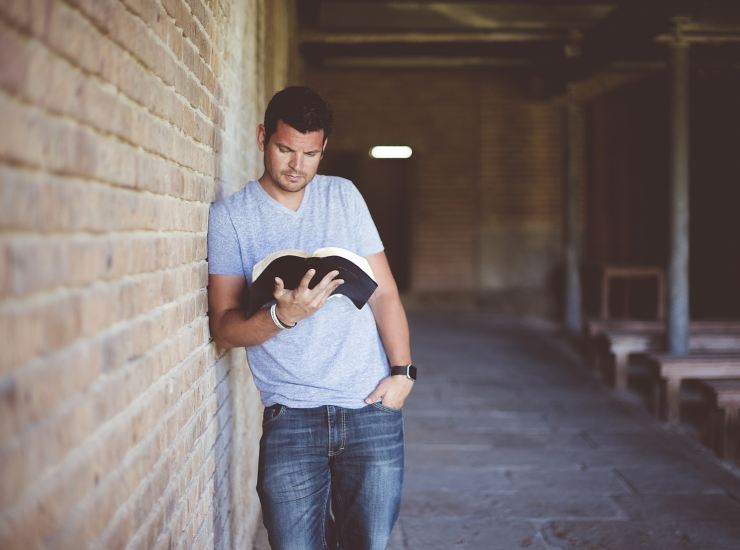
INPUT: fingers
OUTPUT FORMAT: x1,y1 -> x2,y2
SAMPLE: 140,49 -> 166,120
317,269 -> 343,290
317,269 -> 341,289
277,269 -> 345,322
316,271 -> 343,297
366,376 -> 413,408
365,377 -> 390,404
297,269 -> 317,290
304,270 -> 342,305
310,274 -> 344,308
297,269 -> 342,294
365,388 -> 384,405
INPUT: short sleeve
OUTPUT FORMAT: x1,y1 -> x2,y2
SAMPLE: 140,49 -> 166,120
207,201 -> 244,276
350,185 -> 384,257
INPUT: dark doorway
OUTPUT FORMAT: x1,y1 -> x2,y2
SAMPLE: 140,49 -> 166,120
321,151 -> 414,292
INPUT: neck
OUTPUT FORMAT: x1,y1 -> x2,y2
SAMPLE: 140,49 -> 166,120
258,176 -> 305,212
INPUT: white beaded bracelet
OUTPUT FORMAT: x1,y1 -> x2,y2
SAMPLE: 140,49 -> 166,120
270,303 -> 296,329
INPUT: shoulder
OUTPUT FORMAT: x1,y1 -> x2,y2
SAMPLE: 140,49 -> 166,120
210,182 -> 256,219
312,174 -> 362,202
313,174 -> 355,190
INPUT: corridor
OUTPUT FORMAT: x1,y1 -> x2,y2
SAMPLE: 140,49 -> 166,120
387,311 -> 740,549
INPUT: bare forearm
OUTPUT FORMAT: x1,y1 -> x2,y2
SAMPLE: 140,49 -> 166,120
370,290 -> 412,365
208,269 -> 343,350
210,308 -> 281,349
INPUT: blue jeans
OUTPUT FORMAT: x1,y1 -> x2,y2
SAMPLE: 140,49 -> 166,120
257,403 -> 404,550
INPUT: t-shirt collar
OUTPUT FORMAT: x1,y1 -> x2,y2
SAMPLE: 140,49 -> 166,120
253,177 -> 313,215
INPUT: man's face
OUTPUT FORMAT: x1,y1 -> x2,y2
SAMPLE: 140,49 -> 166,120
258,120 -> 326,195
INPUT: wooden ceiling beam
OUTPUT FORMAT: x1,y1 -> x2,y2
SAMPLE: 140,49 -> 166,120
655,33 -> 740,44
320,56 -> 531,68
317,1 -> 616,32
299,30 -> 568,45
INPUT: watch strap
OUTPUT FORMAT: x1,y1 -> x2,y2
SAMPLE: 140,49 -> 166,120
390,364 -> 417,380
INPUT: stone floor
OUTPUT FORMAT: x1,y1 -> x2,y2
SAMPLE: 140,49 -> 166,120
256,311 -> 740,549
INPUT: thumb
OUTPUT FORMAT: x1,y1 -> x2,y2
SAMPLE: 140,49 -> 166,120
273,277 -> 286,299
365,381 -> 387,404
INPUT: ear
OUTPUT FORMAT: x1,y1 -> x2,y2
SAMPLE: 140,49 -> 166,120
257,124 -> 266,152
320,137 -> 329,159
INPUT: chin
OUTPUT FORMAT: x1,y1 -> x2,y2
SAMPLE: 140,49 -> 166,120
279,177 -> 310,192
278,182 -> 308,194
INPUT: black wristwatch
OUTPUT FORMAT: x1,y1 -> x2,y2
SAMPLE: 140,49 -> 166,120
390,364 -> 417,381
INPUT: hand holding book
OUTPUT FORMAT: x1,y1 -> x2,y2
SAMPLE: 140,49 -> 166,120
247,247 -> 379,317
272,268 -> 345,326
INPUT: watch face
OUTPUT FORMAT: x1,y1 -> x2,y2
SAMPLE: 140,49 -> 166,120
407,365 -> 417,380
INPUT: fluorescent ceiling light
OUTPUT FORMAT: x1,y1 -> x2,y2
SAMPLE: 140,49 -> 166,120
370,146 -> 413,159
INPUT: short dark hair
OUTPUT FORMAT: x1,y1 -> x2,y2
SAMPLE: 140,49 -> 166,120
263,86 -> 333,145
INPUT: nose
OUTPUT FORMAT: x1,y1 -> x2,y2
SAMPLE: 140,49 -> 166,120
289,152 -> 303,171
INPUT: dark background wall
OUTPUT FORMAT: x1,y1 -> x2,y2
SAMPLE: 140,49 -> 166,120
306,64 -> 740,320
583,68 -> 740,319
690,68 -> 740,318
305,68 -> 564,317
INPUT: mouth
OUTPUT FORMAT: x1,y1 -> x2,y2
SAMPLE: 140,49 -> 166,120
284,173 -> 303,182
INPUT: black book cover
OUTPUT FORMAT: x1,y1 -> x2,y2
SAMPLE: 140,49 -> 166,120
247,247 -> 378,315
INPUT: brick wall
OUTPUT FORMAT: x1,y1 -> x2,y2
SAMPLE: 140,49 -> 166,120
0,0 -> 293,548
304,69 -> 564,315
479,76 -> 564,314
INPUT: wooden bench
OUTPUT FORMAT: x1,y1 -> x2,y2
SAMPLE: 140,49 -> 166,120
583,320 -> 662,385
697,379 -> 740,460
584,319 -> 662,338
595,331 -> 661,390
644,354 -> 740,424
586,321 -> 740,392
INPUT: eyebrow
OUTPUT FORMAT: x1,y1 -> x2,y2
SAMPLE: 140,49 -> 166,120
276,142 -> 323,155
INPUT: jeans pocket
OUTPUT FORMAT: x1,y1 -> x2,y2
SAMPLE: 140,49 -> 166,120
371,401 -> 402,413
262,404 -> 287,426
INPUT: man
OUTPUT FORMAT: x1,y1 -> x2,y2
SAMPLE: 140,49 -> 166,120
207,86 -> 415,550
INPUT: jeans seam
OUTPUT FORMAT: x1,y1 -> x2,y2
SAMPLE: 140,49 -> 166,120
321,473 -> 330,550
338,408 -> 346,454
327,406 -> 336,457
333,470 -> 345,549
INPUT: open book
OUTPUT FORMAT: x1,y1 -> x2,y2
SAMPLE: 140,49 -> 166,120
247,247 -> 378,315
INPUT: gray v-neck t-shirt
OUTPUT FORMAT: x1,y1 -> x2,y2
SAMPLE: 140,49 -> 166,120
207,175 -> 389,408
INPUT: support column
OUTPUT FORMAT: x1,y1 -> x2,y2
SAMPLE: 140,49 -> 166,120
667,30 -> 690,354
564,94 -> 585,334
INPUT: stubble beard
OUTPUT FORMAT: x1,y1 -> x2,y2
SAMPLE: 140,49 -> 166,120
271,169 -> 313,194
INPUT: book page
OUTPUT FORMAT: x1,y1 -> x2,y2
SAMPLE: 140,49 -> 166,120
312,247 -> 376,281
251,247 -> 376,283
